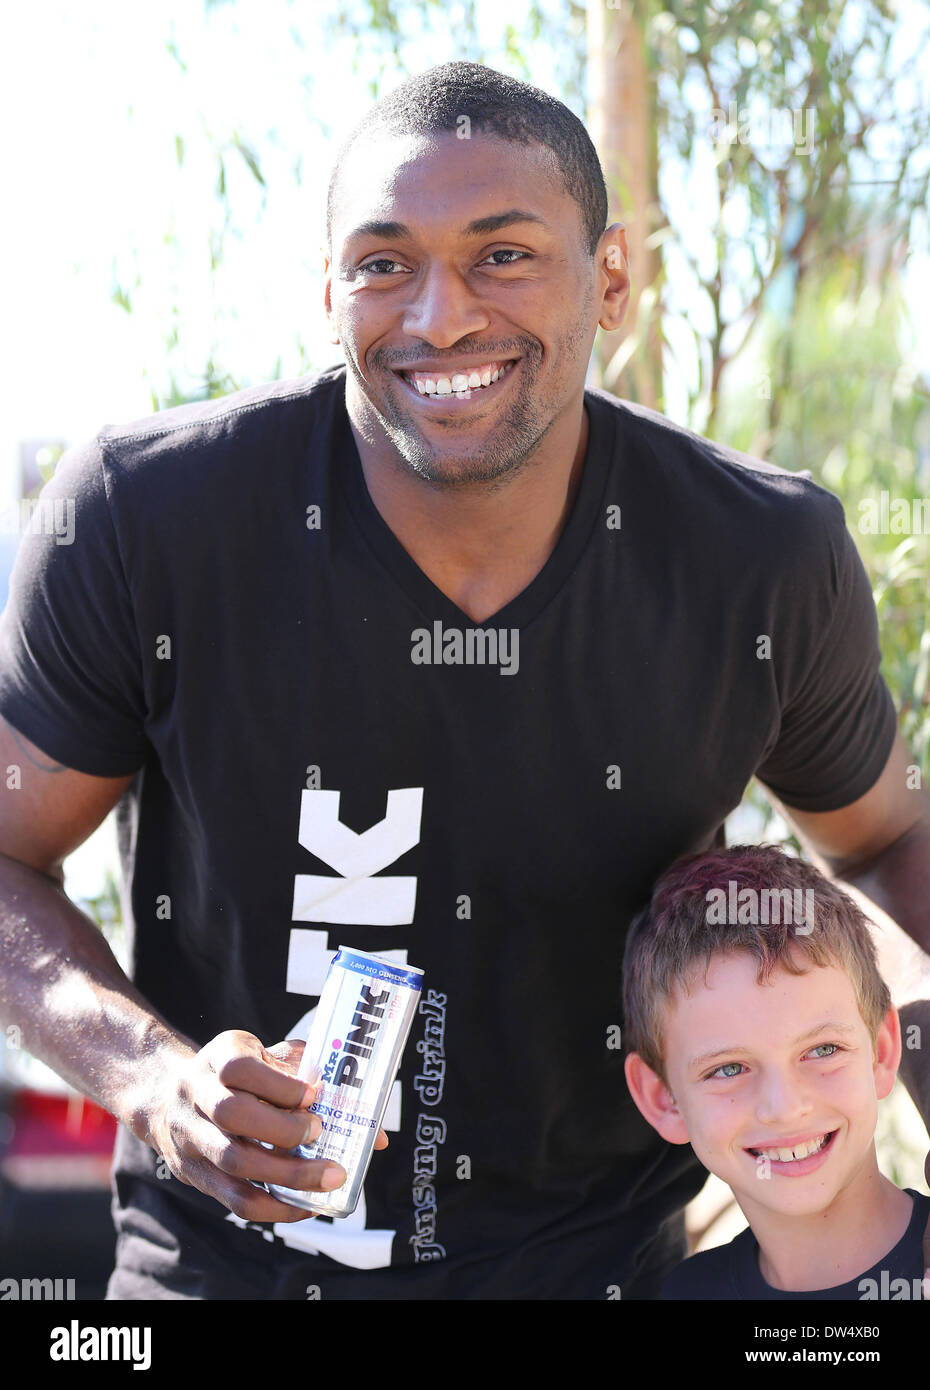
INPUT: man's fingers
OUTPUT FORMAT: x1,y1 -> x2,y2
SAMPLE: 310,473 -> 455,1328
185,1162 -> 321,1224
266,1038 -> 315,1074
185,1115 -> 346,1191
196,1080 -> 323,1149
200,1031 -> 316,1108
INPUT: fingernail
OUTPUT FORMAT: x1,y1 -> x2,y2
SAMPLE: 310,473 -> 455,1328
321,1165 -> 345,1190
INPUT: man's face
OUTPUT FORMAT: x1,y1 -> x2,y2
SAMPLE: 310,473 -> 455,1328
324,129 -> 625,486
659,951 -> 897,1223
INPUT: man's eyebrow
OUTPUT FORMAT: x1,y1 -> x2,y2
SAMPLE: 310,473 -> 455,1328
343,209 -> 550,243
689,1023 -> 859,1071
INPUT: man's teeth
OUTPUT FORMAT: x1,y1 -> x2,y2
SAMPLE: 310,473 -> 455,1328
752,1133 -> 831,1162
404,362 -> 515,396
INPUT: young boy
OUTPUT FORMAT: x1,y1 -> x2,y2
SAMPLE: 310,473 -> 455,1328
622,842 -> 929,1299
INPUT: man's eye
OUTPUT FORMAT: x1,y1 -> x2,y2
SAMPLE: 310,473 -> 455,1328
359,258 -> 408,275
709,1062 -> 744,1079
358,250 -> 528,274
808,1043 -> 840,1059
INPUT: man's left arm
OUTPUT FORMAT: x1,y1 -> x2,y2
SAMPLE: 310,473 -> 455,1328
763,728 -> 930,1280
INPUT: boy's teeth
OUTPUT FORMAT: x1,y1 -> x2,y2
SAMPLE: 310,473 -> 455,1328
755,1133 -> 829,1162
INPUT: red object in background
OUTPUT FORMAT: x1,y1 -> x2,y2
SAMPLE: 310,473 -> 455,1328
1,1088 -> 116,1189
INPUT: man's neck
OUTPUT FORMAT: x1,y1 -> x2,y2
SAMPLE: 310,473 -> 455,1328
743,1157 -> 913,1292
347,395 -> 590,625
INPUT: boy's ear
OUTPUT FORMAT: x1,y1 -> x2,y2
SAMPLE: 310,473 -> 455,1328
624,1052 -> 691,1145
873,1005 -> 902,1101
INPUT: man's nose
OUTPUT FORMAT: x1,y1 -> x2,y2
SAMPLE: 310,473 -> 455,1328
401,263 -> 490,348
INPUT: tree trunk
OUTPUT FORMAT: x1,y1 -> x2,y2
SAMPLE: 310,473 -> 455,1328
586,0 -> 662,408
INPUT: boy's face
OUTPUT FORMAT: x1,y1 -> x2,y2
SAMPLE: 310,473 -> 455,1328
628,950 -> 899,1223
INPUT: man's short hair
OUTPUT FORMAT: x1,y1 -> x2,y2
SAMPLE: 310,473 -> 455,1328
622,843 -> 892,1083
326,61 -> 608,258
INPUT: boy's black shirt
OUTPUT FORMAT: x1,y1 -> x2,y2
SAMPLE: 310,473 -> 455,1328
661,1189 -> 929,1300
0,365 -> 899,1298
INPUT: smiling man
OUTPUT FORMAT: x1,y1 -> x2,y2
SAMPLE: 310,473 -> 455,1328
0,61 -> 928,1302
325,92 -> 627,624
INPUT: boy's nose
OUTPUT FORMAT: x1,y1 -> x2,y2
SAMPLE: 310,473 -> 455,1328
753,1069 -> 814,1129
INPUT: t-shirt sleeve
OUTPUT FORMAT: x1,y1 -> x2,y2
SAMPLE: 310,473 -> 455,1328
658,1243 -> 736,1299
0,438 -> 148,775
754,492 -> 897,813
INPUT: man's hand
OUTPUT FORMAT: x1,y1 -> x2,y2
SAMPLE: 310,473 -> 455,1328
136,1030 -> 389,1223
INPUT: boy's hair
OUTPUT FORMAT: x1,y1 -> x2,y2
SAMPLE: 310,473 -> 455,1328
623,843 -> 892,1083
326,61 -> 609,258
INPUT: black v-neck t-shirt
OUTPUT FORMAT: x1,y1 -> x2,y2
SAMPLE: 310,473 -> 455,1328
661,1190 -> 929,1299
0,366 -> 898,1298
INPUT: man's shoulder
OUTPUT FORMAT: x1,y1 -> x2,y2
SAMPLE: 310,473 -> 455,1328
94,362 -> 347,461
585,386 -> 840,510
659,1224 -> 754,1300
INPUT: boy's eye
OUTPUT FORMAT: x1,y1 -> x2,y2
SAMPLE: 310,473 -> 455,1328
709,1062 -> 744,1079
807,1042 -> 840,1059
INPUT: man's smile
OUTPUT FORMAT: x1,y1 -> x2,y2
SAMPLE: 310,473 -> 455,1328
391,357 -> 520,405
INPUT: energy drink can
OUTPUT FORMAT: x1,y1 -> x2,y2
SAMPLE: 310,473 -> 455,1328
267,946 -> 423,1217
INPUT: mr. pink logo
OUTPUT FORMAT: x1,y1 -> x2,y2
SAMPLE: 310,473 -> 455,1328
320,985 -> 389,1090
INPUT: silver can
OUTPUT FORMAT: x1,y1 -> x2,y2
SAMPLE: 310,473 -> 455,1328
267,946 -> 423,1217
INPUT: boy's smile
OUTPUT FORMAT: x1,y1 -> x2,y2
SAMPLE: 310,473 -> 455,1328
657,949 -> 899,1226
745,1126 -> 838,1175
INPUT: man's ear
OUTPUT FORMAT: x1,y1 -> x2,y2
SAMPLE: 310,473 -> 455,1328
873,1005 -> 902,1101
624,1052 -> 691,1145
597,222 -> 630,333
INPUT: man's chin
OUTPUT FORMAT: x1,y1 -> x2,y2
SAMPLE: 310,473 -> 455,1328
396,450 -> 529,490
377,419 -> 535,488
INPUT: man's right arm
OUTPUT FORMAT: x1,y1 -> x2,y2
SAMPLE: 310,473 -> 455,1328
0,715 -> 351,1221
